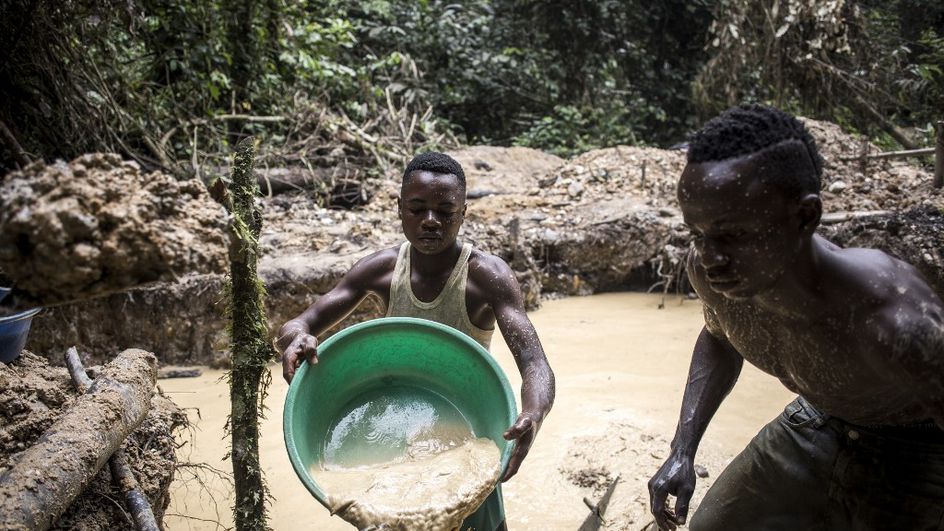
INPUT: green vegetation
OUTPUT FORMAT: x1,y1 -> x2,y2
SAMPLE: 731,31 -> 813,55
0,0 -> 941,173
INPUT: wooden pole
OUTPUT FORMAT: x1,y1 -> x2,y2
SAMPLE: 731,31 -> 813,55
934,121 -> 943,189
226,136 -> 272,531
859,137 -> 869,178
839,147 -> 934,161
0,349 -> 156,530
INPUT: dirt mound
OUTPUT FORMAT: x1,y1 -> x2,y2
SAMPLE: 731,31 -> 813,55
0,154 -> 227,303
0,351 -> 186,529
22,129 -> 943,365
447,146 -> 565,195
801,118 -> 942,213
547,146 -> 686,206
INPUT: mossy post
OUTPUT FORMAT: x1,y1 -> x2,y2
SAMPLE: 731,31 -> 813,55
226,136 -> 273,531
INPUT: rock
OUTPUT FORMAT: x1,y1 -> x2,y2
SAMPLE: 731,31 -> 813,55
473,159 -> 493,171
567,182 -> 584,198
694,464 -> 709,478
827,181 -> 847,193
541,229 -> 560,244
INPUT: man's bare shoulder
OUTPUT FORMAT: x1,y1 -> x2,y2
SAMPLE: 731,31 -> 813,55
468,249 -> 519,295
826,244 -> 940,310
343,245 -> 401,288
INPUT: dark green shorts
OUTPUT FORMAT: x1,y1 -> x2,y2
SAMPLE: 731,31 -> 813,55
691,396 -> 944,531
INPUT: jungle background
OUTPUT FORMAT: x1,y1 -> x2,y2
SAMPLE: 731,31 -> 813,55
1,1 -> 944,530
2,0 -> 943,176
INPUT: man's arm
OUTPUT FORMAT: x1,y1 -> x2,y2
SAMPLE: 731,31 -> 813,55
881,297 -> 944,428
277,250 -> 395,382
648,309 -> 743,531
480,257 -> 555,482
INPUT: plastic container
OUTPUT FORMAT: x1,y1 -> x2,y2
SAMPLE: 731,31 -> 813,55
0,307 -> 42,364
283,317 -> 517,508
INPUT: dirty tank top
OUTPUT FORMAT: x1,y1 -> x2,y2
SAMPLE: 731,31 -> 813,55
386,241 -> 494,350
386,241 -> 504,531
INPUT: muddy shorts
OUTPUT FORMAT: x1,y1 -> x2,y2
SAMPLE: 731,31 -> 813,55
690,396 -> 944,531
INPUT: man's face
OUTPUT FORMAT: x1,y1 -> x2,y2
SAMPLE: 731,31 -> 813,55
399,171 -> 466,255
678,155 -> 810,300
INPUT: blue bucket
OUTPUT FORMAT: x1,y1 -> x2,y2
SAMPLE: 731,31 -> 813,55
0,307 -> 42,364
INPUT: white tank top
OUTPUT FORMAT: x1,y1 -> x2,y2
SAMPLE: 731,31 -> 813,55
385,242 -> 494,350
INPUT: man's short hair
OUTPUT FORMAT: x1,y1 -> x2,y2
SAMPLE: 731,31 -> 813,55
687,104 -> 824,197
402,152 -> 466,191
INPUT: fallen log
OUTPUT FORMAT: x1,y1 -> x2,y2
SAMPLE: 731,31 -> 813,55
839,147 -> 935,161
0,349 -> 157,530
820,210 -> 892,225
65,348 -> 160,531
255,167 -> 333,195
157,367 -> 203,379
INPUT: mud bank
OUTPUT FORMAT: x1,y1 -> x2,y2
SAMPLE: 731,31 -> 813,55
17,118 -> 943,366
0,351 -> 187,529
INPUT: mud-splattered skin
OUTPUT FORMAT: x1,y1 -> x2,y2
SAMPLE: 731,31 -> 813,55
278,170 -> 555,482
648,151 -> 944,531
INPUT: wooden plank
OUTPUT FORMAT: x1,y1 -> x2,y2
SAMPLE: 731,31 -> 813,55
935,121 -> 943,189
839,147 -> 934,161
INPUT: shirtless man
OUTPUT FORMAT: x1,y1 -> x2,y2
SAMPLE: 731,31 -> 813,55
277,152 -> 555,531
648,105 -> 944,530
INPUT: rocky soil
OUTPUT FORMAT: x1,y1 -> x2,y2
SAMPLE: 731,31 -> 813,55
0,153 -> 227,303
0,351 -> 186,529
10,118 -> 942,365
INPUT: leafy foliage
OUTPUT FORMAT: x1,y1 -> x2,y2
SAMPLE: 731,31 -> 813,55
0,0 -> 941,174
695,0 -> 944,148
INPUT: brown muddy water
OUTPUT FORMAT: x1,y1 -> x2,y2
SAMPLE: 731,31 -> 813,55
163,293 -> 793,530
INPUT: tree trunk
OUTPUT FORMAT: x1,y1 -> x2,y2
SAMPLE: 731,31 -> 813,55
0,349 -> 156,531
227,136 -> 272,531
935,121 -> 943,189
65,347 -> 160,531
849,91 -> 918,150
225,1 -> 258,145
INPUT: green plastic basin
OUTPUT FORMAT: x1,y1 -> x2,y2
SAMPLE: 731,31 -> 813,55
283,317 -> 517,508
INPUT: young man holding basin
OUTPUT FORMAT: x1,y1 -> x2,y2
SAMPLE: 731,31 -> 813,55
277,152 -> 556,531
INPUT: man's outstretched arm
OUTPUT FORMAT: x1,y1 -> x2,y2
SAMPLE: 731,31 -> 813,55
649,323 -> 743,531
484,259 -> 555,482
277,251 -> 393,382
